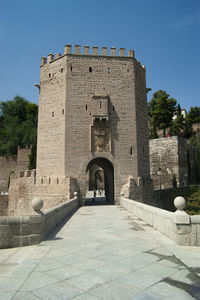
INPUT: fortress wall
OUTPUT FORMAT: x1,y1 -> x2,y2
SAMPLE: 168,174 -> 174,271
0,195 -> 8,216
8,171 -> 78,216
0,148 -> 31,193
64,54 -> 145,182
149,136 -> 188,190
134,62 -> 150,177
38,46 -> 150,184
0,156 -> 17,193
16,147 -> 31,171
37,56 -> 67,177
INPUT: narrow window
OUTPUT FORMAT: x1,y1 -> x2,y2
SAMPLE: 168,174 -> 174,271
89,67 -> 92,72
52,111 -> 54,117
62,109 -> 64,114
70,66 -> 73,71
49,73 -> 51,78
108,68 -> 110,73
49,178 -> 51,184
41,178 -> 43,184
127,69 -> 129,73
130,146 -> 133,155
57,178 -> 59,184
86,104 -> 87,110
113,105 -> 115,111
61,68 -> 63,73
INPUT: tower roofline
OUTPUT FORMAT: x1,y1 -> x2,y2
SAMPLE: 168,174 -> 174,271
40,44 -> 146,70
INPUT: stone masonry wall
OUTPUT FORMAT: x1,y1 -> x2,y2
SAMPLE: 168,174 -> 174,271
0,195 -> 8,216
0,147 -> 31,193
37,45 -> 152,203
37,56 -> 66,177
16,147 -> 31,172
149,136 -> 188,190
8,170 -> 79,216
0,156 -> 17,193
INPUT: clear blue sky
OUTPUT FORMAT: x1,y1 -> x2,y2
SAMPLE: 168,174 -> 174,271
0,0 -> 199,111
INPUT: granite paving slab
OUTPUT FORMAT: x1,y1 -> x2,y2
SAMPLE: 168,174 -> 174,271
0,205 -> 199,299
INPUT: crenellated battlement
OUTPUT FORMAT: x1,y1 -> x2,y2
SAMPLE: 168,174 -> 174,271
40,45 -> 145,67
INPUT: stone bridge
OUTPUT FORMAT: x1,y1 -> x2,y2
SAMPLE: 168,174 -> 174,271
0,196 -> 200,299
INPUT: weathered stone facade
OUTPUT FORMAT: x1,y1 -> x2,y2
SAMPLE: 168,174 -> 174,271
0,195 -> 8,216
149,136 -> 197,190
37,45 -> 152,203
8,170 -> 78,216
0,147 -> 31,193
8,44 -> 153,214
0,156 -> 16,193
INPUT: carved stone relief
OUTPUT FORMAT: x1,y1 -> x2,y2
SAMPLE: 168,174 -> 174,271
91,126 -> 111,152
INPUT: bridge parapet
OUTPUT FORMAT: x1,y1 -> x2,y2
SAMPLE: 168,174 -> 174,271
0,192 -> 79,248
120,193 -> 200,246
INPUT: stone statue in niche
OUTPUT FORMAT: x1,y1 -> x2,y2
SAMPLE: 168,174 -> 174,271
91,126 -> 111,152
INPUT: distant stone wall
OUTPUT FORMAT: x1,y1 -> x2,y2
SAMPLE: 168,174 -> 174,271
0,147 -> 31,193
8,170 -> 79,216
192,122 -> 200,132
0,156 -> 17,193
16,147 -> 31,172
149,137 -> 189,190
0,195 -> 9,216
121,175 -> 154,204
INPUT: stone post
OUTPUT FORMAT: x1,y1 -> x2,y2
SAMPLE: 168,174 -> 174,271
47,54 -> 54,63
93,46 -> 98,56
75,45 -> 81,54
41,57 -> 47,66
32,198 -> 43,214
84,45 -> 89,55
111,47 -> 116,56
56,53 -> 61,59
128,49 -> 135,57
64,44 -> 71,55
119,48 -> 125,57
174,196 -> 190,224
102,47 -> 107,56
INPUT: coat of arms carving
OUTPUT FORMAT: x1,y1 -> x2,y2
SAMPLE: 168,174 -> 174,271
91,126 -> 111,152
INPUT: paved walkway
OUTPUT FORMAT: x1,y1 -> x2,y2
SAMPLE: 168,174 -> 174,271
1,205 -> 200,300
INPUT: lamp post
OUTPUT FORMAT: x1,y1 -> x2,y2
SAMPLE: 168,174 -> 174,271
158,167 -> 162,190
158,167 -> 161,202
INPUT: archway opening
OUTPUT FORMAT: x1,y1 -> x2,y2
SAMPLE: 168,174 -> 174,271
85,157 -> 114,205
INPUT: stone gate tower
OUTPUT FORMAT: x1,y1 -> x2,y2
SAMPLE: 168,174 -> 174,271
8,44 -> 153,215
36,44 -> 152,205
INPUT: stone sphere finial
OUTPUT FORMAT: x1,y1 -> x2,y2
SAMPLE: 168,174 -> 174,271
174,196 -> 186,211
32,198 -> 43,211
74,191 -> 78,198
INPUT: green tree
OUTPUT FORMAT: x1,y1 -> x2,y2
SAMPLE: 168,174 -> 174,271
187,106 -> 200,124
0,96 -> 38,161
28,138 -> 37,170
148,90 -> 177,137
182,106 -> 200,139
188,130 -> 200,182
170,104 -> 185,136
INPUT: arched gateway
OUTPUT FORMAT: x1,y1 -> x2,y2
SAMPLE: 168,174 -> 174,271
9,44 -> 153,215
86,158 -> 114,203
